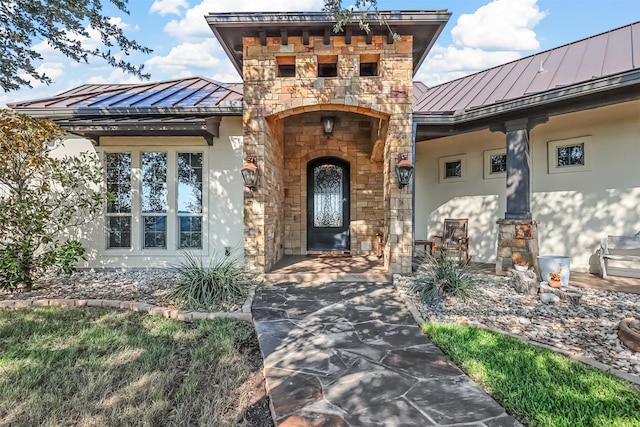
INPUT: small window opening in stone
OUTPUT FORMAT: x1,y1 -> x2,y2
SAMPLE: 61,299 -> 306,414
360,54 -> 380,76
277,56 -> 296,77
317,55 -> 338,77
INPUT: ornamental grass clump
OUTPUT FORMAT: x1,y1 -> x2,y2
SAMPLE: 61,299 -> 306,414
410,255 -> 479,305
168,251 -> 253,311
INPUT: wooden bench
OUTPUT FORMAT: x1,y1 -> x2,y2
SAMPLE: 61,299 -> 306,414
599,233 -> 640,278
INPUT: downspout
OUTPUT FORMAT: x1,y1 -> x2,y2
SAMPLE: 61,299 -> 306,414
411,119 -> 417,270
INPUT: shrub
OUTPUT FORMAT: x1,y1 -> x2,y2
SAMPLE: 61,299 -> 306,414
0,111 -> 107,291
168,251 -> 253,311
410,255 -> 479,305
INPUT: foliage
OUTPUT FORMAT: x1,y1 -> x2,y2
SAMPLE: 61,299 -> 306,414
0,0 -> 151,92
168,251 -> 254,311
323,0 -> 399,40
423,322 -> 640,427
410,255 -> 479,305
0,110 -> 108,291
0,307 -> 260,426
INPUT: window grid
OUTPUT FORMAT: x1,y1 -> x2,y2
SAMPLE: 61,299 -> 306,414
105,153 -> 132,249
142,152 -> 167,249
445,161 -> 462,178
556,143 -> 584,167
490,154 -> 507,174
177,152 -> 204,249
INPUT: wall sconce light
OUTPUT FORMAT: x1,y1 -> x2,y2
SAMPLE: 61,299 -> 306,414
241,156 -> 258,190
395,153 -> 414,188
321,116 -> 335,136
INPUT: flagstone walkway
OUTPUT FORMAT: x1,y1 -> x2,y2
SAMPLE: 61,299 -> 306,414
252,281 -> 521,426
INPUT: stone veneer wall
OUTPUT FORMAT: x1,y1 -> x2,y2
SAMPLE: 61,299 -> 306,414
496,219 -> 540,276
242,33 -> 414,274
283,112 -> 384,256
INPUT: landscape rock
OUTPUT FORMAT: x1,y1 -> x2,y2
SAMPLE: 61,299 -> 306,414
540,293 -> 560,304
511,270 -> 539,295
396,272 -> 640,378
539,284 -> 583,305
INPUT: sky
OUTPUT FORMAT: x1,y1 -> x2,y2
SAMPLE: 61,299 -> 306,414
2,0 -> 639,108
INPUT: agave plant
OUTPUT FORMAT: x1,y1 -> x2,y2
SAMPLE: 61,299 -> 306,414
410,254 -> 479,305
167,251 -> 253,311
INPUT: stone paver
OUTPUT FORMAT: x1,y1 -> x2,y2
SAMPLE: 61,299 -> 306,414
253,281 -> 521,426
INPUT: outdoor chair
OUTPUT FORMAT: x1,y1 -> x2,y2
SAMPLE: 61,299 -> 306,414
431,218 -> 471,265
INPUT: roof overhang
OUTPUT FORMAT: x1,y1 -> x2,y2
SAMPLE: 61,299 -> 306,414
206,10 -> 451,77
52,115 -> 224,146
414,69 -> 640,141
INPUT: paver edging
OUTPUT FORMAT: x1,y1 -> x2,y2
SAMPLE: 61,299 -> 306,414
392,275 -> 640,387
0,298 -> 253,323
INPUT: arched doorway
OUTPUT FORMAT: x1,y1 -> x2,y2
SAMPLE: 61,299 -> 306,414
306,157 -> 350,252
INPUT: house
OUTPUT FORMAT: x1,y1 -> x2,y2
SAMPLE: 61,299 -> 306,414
8,11 -> 640,277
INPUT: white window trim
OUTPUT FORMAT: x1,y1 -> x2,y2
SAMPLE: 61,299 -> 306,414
483,148 -> 507,180
439,154 -> 466,183
548,136 -> 592,174
101,147 -> 208,257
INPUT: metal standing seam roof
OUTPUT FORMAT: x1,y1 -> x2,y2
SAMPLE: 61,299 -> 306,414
6,76 -> 243,114
414,21 -> 640,115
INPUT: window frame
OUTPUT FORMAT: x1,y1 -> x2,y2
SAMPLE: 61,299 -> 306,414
439,154 -> 466,183
548,136 -> 592,174
100,147 -> 208,255
176,151 -> 204,249
104,152 -> 133,249
141,151 -> 168,249
483,148 -> 507,179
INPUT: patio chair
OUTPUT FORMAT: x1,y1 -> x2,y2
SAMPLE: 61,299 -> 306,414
431,218 -> 471,265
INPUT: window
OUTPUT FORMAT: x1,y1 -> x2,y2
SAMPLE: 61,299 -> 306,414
177,152 -> 203,248
439,154 -> 466,183
141,152 -> 167,248
317,55 -> 338,77
276,56 -> 296,77
104,150 -> 206,251
548,136 -> 592,174
360,54 -> 379,77
445,161 -> 461,178
484,148 -> 507,179
557,144 -> 584,167
105,153 -> 132,248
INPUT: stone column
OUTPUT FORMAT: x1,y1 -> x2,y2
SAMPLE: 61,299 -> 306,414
493,117 -> 547,276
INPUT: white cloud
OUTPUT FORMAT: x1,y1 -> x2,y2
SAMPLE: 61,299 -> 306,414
150,0 -> 189,16
416,0 -> 545,87
145,39 -> 225,78
452,0 -> 545,51
84,69 -> 146,85
416,46 -> 521,87
163,0 -> 324,41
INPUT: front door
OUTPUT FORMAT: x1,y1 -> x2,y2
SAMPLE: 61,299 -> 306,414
307,157 -> 350,252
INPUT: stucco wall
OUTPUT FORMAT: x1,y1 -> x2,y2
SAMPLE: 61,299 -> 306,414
52,116 -> 244,269
415,100 -> 640,275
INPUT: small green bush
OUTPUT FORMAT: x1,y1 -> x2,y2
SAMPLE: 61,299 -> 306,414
410,255 -> 479,305
168,251 -> 253,311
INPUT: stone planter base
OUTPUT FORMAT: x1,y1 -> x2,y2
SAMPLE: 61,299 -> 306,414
618,318 -> 640,352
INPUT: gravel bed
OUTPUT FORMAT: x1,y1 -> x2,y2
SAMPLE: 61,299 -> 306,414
0,269 -> 179,306
397,272 -> 640,377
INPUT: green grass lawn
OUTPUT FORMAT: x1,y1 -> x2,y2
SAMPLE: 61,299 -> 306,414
423,322 -> 640,427
0,307 -> 265,427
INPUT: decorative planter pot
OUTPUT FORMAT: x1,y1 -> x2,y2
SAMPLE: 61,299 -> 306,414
514,264 -> 529,272
537,255 -> 570,288
549,279 -> 562,288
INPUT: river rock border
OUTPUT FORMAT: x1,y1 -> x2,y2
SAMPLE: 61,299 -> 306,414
0,289 -> 255,323
392,275 -> 640,387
